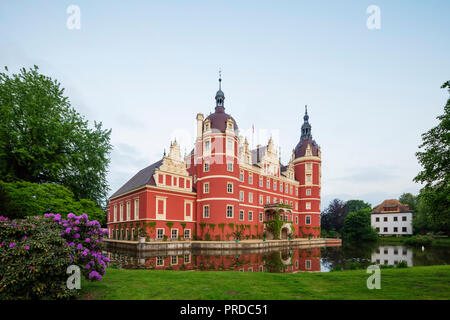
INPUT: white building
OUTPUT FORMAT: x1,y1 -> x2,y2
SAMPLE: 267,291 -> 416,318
371,199 -> 413,236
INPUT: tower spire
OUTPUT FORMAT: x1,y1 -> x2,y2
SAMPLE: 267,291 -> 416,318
215,70 -> 225,112
301,105 -> 312,140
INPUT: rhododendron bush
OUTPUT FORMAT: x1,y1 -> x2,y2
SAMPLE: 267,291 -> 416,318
0,213 -> 109,299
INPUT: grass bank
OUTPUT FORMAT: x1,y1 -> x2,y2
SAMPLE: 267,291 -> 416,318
79,265 -> 450,300
378,236 -> 450,247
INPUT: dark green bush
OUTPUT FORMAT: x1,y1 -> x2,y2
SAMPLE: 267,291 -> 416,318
0,216 -> 74,299
396,260 -> 408,268
404,235 -> 433,247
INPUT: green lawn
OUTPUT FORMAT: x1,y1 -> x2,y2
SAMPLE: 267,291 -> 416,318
378,236 -> 450,247
79,265 -> 450,300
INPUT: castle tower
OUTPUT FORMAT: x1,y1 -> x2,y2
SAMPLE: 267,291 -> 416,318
293,106 -> 322,237
194,74 -> 240,239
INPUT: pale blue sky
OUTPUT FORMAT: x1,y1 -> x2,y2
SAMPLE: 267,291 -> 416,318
1,1 -> 449,209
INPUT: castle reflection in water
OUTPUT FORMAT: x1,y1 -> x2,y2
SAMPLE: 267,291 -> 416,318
103,245 -> 335,273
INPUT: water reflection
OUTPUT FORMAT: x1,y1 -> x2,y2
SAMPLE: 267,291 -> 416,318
103,243 -> 449,273
103,246 -> 324,273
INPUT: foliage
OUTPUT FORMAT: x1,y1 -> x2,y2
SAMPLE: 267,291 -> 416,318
413,81 -> 450,235
341,209 -> 377,242
403,235 -> 433,247
0,212 -> 108,299
0,216 -> 74,299
320,199 -> 349,233
345,200 -> 371,214
232,230 -> 243,240
396,260 -> 408,268
264,211 -> 284,240
398,193 -> 418,212
0,66 -> 112,206
0,181 -> 105,225
44,213 -> 109,281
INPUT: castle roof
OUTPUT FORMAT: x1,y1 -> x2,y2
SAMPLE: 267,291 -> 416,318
110,159 -> 163,198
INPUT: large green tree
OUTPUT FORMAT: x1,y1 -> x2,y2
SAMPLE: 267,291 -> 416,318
320,199 -> 349,233
398,192 -> 418,212
341,208 -> 377,242
413,81 -> 450,235
0,181 -> 105,225
345,200 -> 371,213
0,66 -> 112,206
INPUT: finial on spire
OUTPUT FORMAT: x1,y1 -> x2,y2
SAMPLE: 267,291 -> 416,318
163,148 -> 166,156
305,105 -> 308,115
218,69 -> 222,90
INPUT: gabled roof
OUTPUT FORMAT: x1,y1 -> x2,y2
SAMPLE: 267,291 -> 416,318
372,199 -> 411,214
110,159 -> 163,198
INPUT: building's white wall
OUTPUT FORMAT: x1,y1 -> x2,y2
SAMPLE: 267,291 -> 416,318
371,212 -> 413,235
371,245 -> 413,266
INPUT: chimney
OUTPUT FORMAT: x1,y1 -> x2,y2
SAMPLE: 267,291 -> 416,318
196,113 -> 204,139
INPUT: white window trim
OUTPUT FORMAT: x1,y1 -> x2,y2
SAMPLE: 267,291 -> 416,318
157,228 -> 165,240
156,196 -> 167,220
226,204 -> 234,218
203,205 -> 210,218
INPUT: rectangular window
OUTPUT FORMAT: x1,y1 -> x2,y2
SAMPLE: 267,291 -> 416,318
203,182 -> 210,193
393,217 -> 398,222
249,174 -> 253,184
227,139 -> 233,152
249,192 -> 253,203
273,181 -> 277,191
204,140 -> 210,151
240,171 -> 244,181
171,255 -> 178,265
402,227 -> 407,232
156,256 -> 164,266
266,196 -> 270,204
226,205 -> 233,218
113,204 -> 117,222
204,162 -> 209,172
394,227 -> 398,232
384,217 -> 388,222
259,212 -> 263,222
280,183 -> 283,192
295,216 -> 298,224
259,177 -> 263,187
184,229 -> 191,239
306,189 -> 311,196
134,198 -> 139,219
239,210 -> 244,221
306,202 -> 311,210
171,229 -> 178,239
384,227 -> 388,232
240,191 -> 244,201
227,162 -> 233,172
376,217 -> 380,222
266,179 -> 270,189
248,211 -> 253,221
119,203 -> 123,221
126,201 -> 131,220
157,228 -> 164,240
203,205 -> 210,218
290,186 -> 293,194
227,182 -> 233,193
184,254 -> 191,263
259,195 -> 263,204
305,216 -> 311,225
306,260 -> 311,269
402,216 -> 407,221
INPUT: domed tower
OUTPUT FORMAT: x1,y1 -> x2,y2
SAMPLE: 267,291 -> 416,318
293,106 -> 322,238
194,74 -> 240,240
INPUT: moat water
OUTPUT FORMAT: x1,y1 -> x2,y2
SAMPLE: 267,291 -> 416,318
103,243 -> 450,273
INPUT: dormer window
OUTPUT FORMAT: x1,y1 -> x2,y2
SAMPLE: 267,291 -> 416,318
205,124 -> 209,131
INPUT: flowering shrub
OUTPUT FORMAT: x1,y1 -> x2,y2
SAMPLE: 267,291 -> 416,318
0,216 -> 74,299
44,213 -> 110,281
0,213 -> 110,299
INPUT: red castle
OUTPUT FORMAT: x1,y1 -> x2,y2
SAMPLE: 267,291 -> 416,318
107,76 -> 322,241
